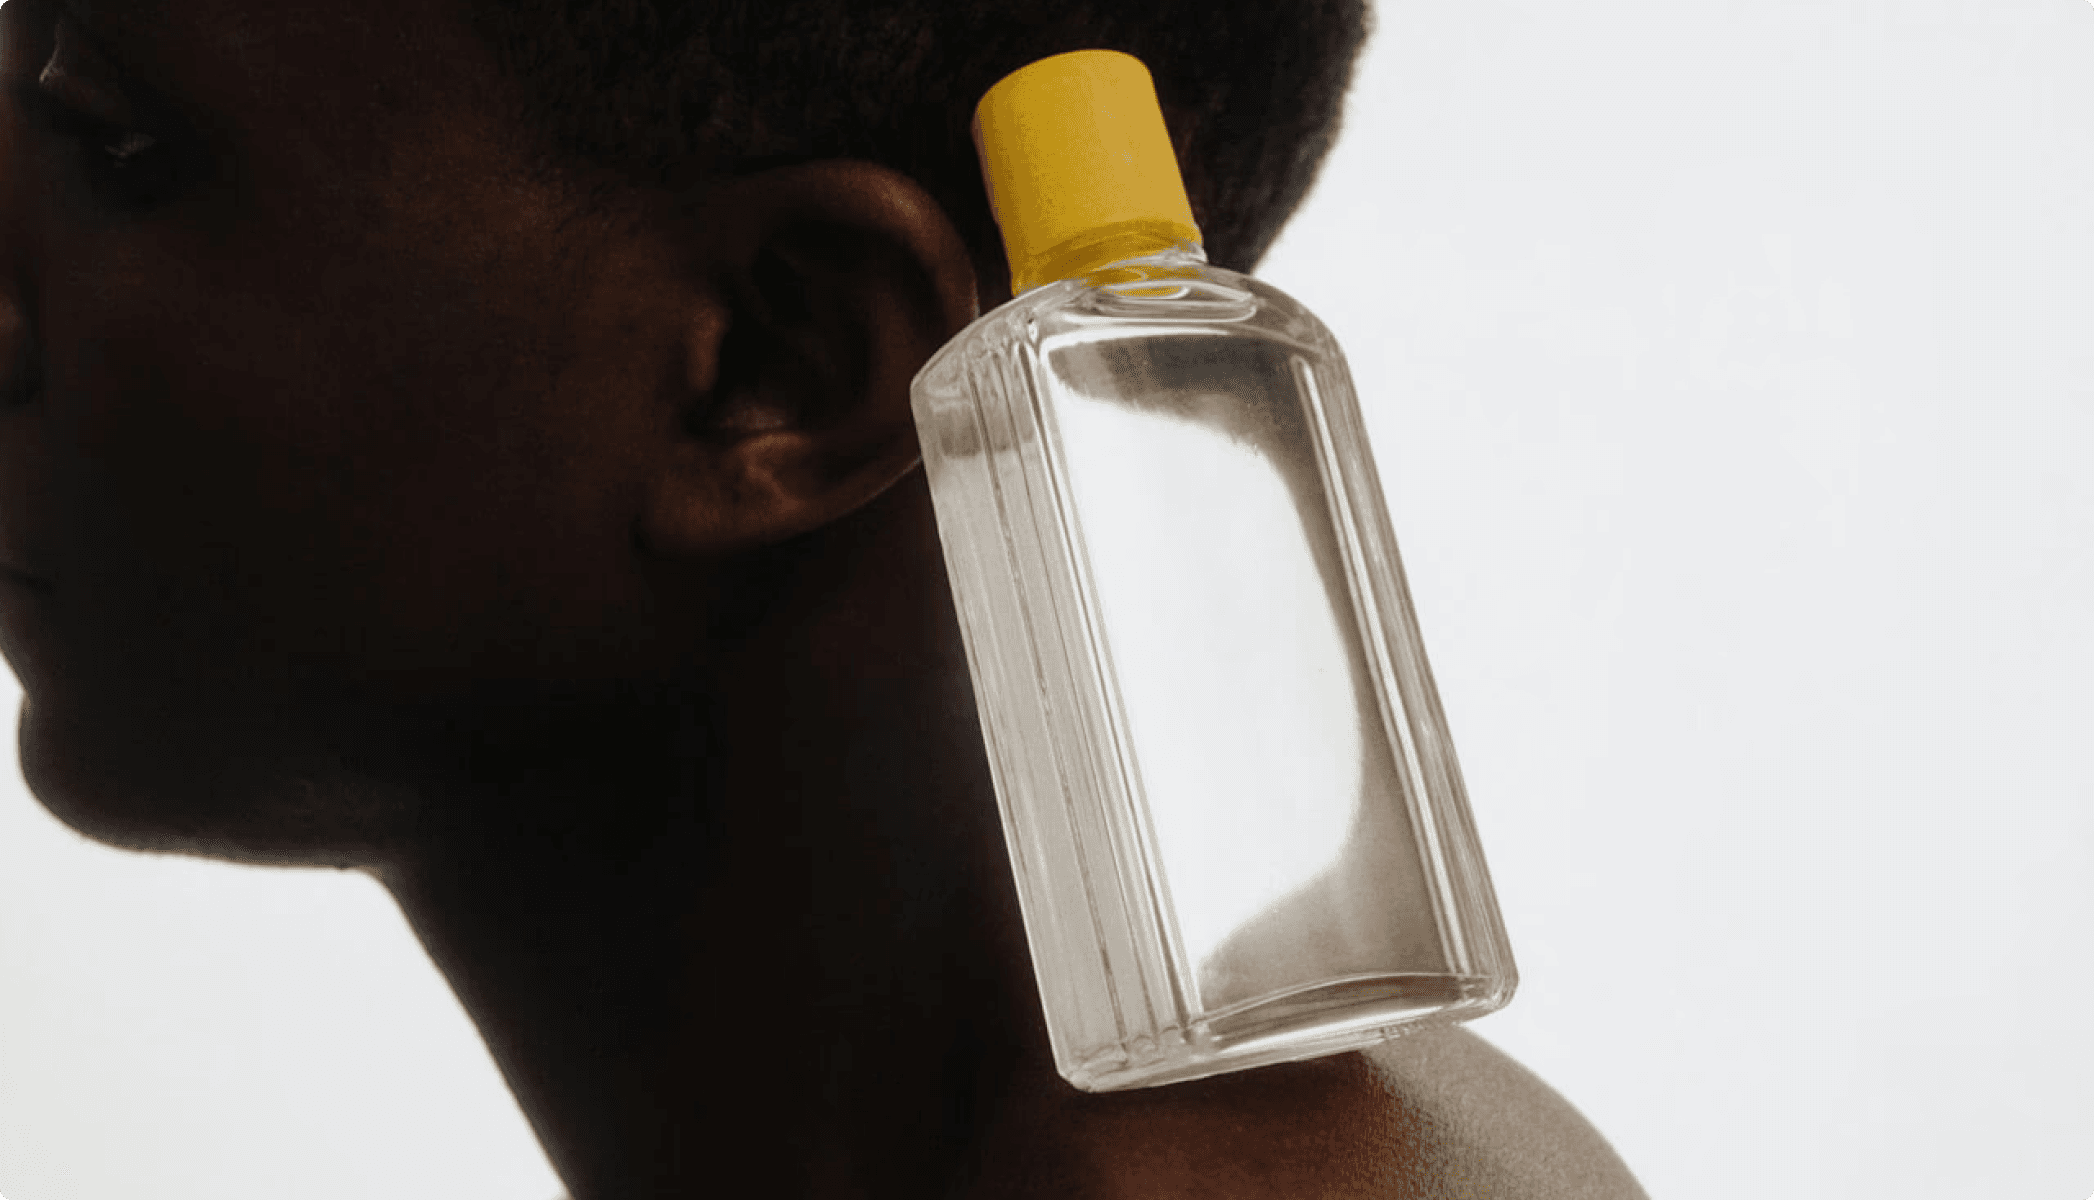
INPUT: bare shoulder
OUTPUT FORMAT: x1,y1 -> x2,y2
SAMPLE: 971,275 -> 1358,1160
1353,1027 -> 1650,1199
970,1027 -> 1649,1199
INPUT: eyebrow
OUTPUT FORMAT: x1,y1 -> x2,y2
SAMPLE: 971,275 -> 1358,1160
47,0 -> 186,84
63,0 -> 164,29
59,0 -> 159,55
43,0 -> 205,118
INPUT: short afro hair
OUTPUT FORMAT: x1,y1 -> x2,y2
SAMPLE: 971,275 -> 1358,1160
463,0 -> 1372,289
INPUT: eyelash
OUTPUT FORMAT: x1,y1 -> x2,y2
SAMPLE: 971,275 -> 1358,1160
6,79 -> 183,208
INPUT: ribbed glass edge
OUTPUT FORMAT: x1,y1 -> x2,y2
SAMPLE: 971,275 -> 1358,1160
999,331 -> 1186,1057
912,293 -> 1185,1082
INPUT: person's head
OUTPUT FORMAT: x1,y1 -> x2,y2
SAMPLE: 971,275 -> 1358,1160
0,0 -> 1368,873
461,0 -> 1370,293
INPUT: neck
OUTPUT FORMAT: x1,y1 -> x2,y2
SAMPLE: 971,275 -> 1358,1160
373,475 -> 1049,1198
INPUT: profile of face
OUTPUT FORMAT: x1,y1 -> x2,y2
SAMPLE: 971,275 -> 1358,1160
0,7 -> 1666,1195
0,0 -> 979,872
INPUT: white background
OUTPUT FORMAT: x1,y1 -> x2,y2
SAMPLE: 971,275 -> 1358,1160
3,0 -> 2091,1197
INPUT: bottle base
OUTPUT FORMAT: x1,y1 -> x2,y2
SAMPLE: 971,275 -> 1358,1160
1063,973 -> 1507,1093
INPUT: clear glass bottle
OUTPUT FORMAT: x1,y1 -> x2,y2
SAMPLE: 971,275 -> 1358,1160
911,50 -> 1516,1092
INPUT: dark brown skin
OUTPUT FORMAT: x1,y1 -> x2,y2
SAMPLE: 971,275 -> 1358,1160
0,1 -> 1649,1196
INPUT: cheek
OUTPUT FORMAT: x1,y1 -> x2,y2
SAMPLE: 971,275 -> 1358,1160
36,232 -> 615,712
51,269 -> 337,664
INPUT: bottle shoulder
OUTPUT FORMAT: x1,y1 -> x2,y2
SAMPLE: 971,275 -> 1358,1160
918,261 -> 1339,389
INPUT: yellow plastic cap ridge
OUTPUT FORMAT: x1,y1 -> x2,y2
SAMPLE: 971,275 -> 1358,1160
973,50 -> 1203,294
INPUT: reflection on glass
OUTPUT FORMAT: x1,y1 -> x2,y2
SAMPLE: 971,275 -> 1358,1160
912,260 -> 1515,1091
1047,334 -> 1448,1015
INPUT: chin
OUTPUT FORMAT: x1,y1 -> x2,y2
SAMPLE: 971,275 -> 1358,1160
14,691 -> 398,872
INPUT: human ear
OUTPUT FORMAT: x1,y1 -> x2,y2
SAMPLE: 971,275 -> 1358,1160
638,160 -> 978,557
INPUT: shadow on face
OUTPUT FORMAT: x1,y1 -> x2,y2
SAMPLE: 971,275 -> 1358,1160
0,0 -> 978,870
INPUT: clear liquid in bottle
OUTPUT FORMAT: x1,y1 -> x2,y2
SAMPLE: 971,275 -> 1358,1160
911,52 -> 1515,1092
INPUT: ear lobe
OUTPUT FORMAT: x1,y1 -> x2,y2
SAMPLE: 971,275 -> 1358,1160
639,161 -> 979,558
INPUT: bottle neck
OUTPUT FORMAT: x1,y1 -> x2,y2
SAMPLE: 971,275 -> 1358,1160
1010,220 -> 1207,293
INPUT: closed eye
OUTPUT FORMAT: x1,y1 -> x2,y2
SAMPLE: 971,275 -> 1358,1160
11,76 -> 157,163
7,72 -> 184,209
2,8 -> 191,210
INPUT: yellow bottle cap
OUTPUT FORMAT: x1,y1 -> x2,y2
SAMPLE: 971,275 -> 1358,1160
973,50 -> 1203,294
